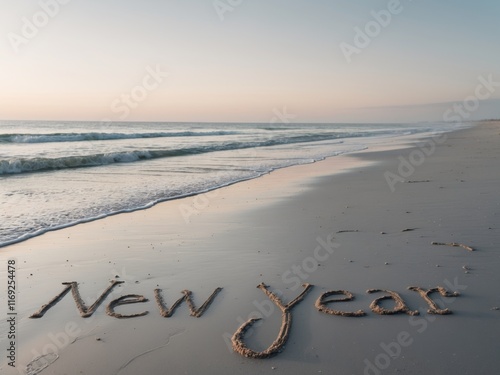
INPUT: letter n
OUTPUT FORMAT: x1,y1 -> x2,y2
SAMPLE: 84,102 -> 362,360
30,280 -> 123,318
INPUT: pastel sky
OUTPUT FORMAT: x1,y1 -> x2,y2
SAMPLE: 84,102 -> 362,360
1,0 -> 499,123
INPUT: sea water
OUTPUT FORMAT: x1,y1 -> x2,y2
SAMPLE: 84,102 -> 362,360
0,121 -> 469,247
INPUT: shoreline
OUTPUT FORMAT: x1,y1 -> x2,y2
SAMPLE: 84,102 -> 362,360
1,122 -> 499,374
0,126 -> 460,250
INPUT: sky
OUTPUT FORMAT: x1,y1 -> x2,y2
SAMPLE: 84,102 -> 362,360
1,0 -> 499,123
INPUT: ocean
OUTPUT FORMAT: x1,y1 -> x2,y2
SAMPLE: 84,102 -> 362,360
0,121 -> 469,248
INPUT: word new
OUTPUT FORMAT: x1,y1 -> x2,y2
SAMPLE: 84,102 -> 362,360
29,280 -> 222,319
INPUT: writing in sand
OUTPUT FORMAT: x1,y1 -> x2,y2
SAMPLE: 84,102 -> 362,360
29,280 -> 460,359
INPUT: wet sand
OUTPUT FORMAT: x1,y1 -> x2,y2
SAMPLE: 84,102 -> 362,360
1,122 -> 499,374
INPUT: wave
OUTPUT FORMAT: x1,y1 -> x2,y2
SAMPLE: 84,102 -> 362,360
0,133 -> 356,176
0,130 -> 240,144
0,146 -> 367,249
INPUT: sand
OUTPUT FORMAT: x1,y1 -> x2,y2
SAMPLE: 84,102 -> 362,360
1,122 -> 499,374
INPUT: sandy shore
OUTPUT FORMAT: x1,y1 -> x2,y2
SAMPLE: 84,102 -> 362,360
1,122 -> 499,374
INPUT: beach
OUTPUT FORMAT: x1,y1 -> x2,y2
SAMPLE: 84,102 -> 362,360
1,121 -> 499,374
